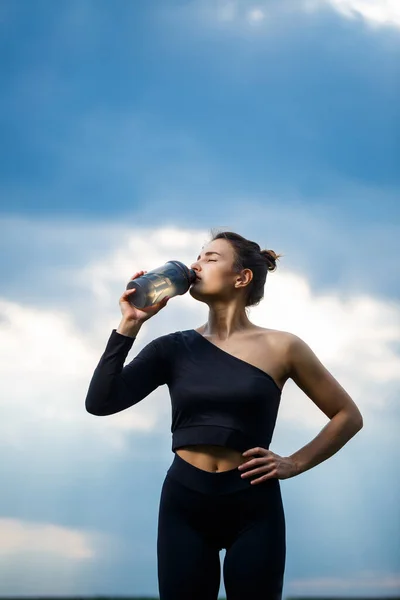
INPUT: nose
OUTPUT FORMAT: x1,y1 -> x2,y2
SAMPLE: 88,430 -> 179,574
190,261 -> 201,277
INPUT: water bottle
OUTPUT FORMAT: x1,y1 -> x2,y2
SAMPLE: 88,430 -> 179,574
126,260 -> 197,309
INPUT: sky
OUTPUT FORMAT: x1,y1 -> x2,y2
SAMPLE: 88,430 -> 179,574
0,0 -> 399,597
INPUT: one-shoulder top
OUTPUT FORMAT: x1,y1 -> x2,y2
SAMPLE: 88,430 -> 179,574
85,328 -> 282,453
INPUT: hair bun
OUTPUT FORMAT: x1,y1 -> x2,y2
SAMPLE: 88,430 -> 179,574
260,249 -> 280,271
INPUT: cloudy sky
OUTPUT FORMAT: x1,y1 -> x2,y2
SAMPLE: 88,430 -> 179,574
1,0 -> 399,598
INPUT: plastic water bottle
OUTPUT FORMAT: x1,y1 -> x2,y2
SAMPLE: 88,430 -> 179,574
126,260 -> 197,309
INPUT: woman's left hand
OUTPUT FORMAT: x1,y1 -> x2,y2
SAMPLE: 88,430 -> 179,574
238,447 -> 298,484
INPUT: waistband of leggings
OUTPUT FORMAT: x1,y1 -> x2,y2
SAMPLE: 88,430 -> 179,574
166,451 -> 253,495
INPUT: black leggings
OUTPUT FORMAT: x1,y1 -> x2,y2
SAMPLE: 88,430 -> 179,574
157,452 -> 286,600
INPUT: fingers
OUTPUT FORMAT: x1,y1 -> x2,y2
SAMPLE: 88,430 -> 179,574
155,295 -> 169,308
123,270 -> 146,297
130,270 -> 147,279
240,465 -> 266,478
238,457 -> 259,469
249,473 -> 276,485
238,457 -> 266,472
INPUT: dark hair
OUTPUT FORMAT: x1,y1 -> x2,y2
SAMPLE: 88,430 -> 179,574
209,228 -> 283,308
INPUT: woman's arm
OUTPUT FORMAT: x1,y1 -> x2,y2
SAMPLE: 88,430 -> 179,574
85,323 -> 170,416
284,334 -> 363,476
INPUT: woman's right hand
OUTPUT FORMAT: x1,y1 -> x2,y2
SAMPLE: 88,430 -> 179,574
119,270 -> 170,323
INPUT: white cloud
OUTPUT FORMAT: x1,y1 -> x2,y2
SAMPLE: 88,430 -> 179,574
0,518 -> 96,558
0,518 -> 122,595
308,0 -> 400,29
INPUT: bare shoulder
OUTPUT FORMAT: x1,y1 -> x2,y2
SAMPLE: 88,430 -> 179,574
253,326 -> 299,385
258,327 -> 313,376
258,326 -> 318,368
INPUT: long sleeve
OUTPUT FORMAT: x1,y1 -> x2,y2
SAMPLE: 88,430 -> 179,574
85,329 -> 170,416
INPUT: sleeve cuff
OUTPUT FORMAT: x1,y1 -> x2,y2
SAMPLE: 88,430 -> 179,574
111,328 -> 136,341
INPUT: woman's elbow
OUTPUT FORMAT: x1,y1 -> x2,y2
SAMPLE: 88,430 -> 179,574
85,398 -> 108,416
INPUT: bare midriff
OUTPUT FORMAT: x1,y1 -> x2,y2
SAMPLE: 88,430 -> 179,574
175,445 -> 247,472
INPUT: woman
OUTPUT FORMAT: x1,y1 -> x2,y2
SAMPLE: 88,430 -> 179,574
85,230 -> 363,600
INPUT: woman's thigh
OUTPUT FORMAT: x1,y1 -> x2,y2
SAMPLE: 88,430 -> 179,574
222,482 -> 286,600
157,475 -> 221,600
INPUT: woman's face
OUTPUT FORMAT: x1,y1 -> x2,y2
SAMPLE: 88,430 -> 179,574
189,238 -> 250,303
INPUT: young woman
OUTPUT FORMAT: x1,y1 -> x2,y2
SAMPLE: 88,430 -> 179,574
85,230 -> 363,600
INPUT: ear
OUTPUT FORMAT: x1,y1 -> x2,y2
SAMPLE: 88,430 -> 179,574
235,268 -> 253,288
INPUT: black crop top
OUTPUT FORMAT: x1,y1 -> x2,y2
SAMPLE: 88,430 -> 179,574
85,328 -> 282,453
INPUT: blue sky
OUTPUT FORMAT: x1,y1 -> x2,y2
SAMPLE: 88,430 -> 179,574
0,0 -> 399,597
